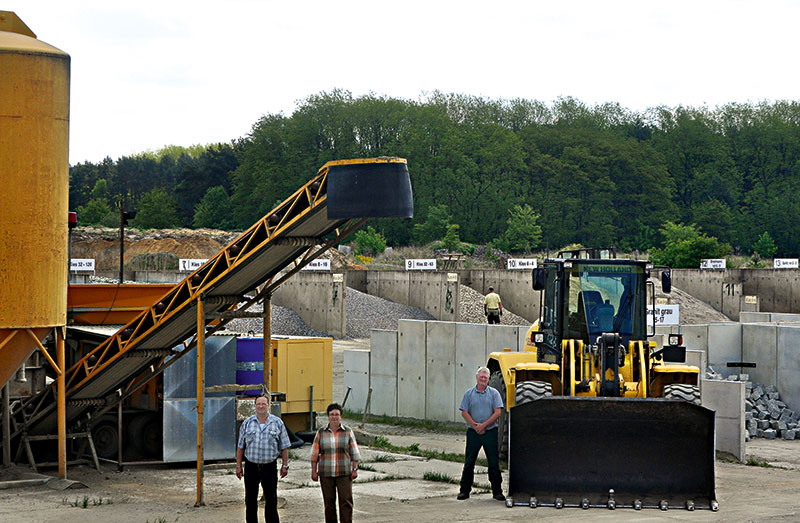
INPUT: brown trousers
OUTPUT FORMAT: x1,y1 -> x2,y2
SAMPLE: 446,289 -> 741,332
320,474 -> 353,523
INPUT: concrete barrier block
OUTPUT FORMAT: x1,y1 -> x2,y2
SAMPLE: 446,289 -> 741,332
743,323 -> 778,387
681,324 -> 708,353
397,320 -> 427,419
770,313 -> 800,323
708,323 -> 742,377
425,321 -> 456,422
343,349 -> 370,414
701,379 -> 745,461
370,329 -> 398,376
486,325 -> 521,360
369,329 -> 398,417
740,312 -> 771,323
518,327 -> 530,352
455,323 -> 488,419
686,350 -> 707,391
777,326 -> 800,413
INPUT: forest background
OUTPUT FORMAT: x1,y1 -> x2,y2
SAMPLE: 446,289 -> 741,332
68,90 -> 800,262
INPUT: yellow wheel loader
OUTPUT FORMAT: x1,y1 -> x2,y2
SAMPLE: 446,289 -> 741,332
487,250 -> 717,511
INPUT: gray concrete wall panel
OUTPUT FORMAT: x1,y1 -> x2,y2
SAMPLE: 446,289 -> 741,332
397,320 -> 427,418
742,323 -> 777,387
681,324 -> 708,353
425,321 -> 457,422
740,312 -> 771,323
343,349 -> 370,414
701,379 -> 745,461
777,326 -> 800,413
369,329 -> 398,417
273,272 -> 345,337
486,325 -> 521,360
770,313 -> 800,323
707,323 -> 742,377
455,323 -> 488,420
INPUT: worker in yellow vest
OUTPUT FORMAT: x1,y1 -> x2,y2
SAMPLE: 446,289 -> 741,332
483,286 -> 503,324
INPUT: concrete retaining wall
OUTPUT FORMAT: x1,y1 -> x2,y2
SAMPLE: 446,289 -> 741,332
459,270 -> 540,323
272,272 -> 346,338
365,272 -> 460,321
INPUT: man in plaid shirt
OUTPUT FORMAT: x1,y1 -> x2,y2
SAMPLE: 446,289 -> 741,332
236,393 -> 291,522
311,403 -> 360,523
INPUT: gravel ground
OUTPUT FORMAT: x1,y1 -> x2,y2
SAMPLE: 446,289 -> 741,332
226,303 -> 329,338
459,284 -> 530,326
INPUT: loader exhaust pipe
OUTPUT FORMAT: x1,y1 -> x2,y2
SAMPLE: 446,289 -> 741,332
507,396 -> 717,510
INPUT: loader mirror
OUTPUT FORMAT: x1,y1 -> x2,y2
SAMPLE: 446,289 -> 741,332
661,270 -> 671,294
532,268 -> 546,290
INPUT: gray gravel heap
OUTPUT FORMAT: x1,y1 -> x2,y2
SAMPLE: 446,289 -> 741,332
459,284 -> 530,326
345,287 -> 434,338
227,303 -> 328,338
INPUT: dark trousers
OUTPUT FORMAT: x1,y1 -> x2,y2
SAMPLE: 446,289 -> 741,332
487,311 -> 501,324
459,427 -> 503,496
244,459 -> 278,523
320,474 -> 354,522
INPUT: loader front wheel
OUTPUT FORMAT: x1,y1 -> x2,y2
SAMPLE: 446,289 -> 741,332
515,380 -> 553,405
488,371 -> 509,461
663,383 -> 701,405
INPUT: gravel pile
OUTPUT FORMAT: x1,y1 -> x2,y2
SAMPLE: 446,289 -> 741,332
226,303 -> 328,338
345,287 -> 434,338
459,285 -> 531,326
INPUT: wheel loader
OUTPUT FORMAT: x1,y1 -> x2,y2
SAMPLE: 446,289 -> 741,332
487,250 -> 717,511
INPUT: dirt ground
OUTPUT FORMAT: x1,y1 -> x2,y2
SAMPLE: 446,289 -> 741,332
3,340 -> 800,522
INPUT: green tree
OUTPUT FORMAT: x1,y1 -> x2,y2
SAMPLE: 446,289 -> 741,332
76,198 -> 112,226
193,186 -> 234,229
501,204 -> 542,253
133,188 -> 182,229
649,222 -> 731,268
752,231 -> 778,259
412,205 -> 452,244
352,226 -> 387,255
442,223 -> 461,252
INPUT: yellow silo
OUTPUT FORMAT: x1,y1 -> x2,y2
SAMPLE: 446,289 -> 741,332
0,11 -> 70,387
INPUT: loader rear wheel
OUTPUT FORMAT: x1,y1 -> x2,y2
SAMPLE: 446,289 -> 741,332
515,380 -> 553,405
488,371 -> 509,461
663,384 -> 701,405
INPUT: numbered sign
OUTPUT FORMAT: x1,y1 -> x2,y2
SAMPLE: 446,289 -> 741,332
301,259 -> 331,271
774,259 -> 799,269
700,259 -> 726,269
179,259 -> 208,272
507,258 -> 537,270
406,259 -> 437,271
70,259 -> 95,271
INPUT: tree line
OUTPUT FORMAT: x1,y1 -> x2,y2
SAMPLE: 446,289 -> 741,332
69,90 -> 800,258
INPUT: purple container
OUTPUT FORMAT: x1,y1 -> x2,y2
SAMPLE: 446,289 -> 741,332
236,337 -> 266,396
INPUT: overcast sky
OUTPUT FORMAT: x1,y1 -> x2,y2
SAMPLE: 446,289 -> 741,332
7,1 -> 800,165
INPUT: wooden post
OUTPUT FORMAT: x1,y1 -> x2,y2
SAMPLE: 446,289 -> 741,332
196,297 -> 205,507
56,327 -> 66,479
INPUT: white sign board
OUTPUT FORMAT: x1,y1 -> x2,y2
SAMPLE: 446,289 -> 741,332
405,259 -> 437,271
700,259 -> 726,269
647,304 -> 680,326
774,258 -> 799,269
70,258 -> 95,271
179,259 -> 208,272
507,258 -> 538,270
301,259 -> 331,271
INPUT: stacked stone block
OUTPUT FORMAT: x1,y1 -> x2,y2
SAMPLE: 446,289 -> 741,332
740,378 -> 800,441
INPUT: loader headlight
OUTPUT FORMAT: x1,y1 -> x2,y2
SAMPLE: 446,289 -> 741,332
669,334 -> 682,346
534,333 -> 545,343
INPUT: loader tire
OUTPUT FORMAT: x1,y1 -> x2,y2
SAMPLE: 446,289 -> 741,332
488,371 -> 509,461
663,383 -> 701,405
514,380 -> 553,406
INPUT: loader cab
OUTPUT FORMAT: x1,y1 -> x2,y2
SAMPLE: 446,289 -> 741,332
532,259 -> 649,361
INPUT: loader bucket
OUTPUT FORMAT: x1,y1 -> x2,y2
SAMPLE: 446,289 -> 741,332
507,396 -> 717,510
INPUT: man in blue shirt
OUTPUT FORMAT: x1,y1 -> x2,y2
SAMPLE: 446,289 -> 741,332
457,366 -> 505,501
236,393 -> 291,522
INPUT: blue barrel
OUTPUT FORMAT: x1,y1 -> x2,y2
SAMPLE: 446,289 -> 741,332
236,337 -> 266,396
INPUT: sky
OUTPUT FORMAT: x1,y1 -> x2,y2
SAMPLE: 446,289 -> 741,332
6,1 -> 800,165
